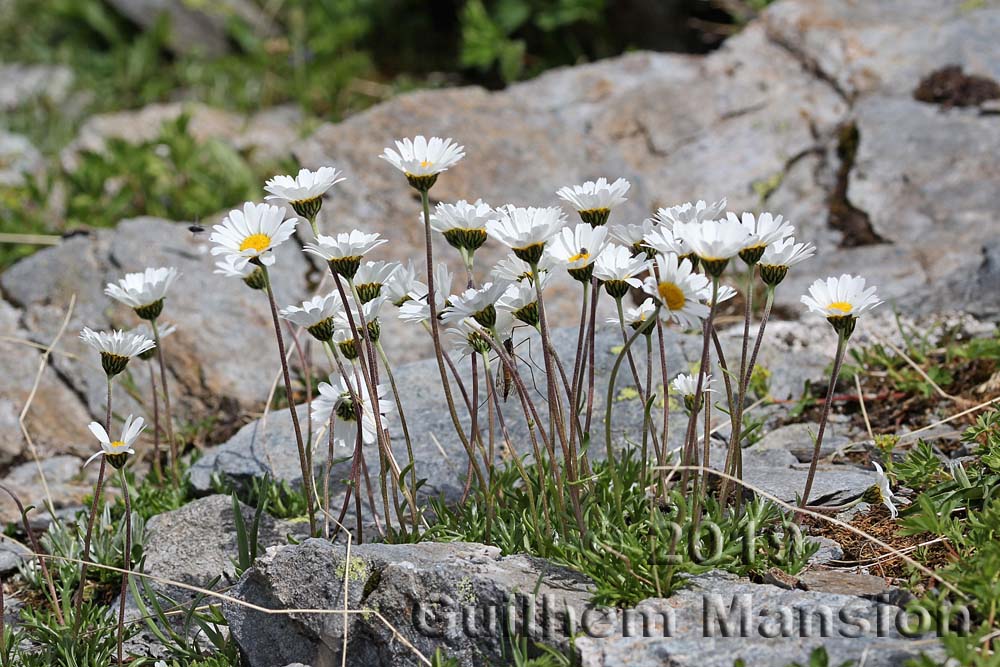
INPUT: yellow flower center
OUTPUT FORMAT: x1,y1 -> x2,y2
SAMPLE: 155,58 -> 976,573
109,440 -> 127,451
240,233 -> 272,254
828,301 -> 853,313
568,250 -> 590,263
420,160 -> 433,169
658,282 -> 686,310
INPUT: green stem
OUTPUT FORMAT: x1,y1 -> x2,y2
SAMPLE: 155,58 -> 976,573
116,468 -> 132,667
151,319 -> 178,488
800,330 -> 849,508
261,265 -> 317,536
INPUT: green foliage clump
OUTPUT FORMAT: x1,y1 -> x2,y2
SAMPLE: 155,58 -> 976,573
427,449 -> 816,607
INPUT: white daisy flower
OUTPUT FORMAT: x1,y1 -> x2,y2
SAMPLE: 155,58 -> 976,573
311,375 -> 393,446
384,260 -> 425,307
671,373 -> 714,398
446,312 -> 513,357
264,166 -> 346,220
133,322 -> 176,361
430,199 -> 495,254
304,230 -> 388,279
708,284 -> 738,306
556,177 -> 630,225
492,252 -> 556,283
758,237 -> 816,286
548,222 -> 611,280
873,462 -> 909,519
214,254 -> 266,290
642,254 -> 711,329
280,292 -> 343,341
85,414 -> 144,468
441,281 -> 510,328
80,327 -> 156,377
653,198 -> 727,228
210,202 -> 298,270
105,267 -> 180,319
593,244 -> 650,298
606,297 -> 658,331
610,219 -> 656,258
643,226 -> 690,260
801,274 -> 882,337
497,276 -> 546,327
398,263 -> 453,324
354,260 -> 399,303
380,136 -> 465,190
486,205 -> 566,264
673,218 -> 751,275
727,211 -> 795,264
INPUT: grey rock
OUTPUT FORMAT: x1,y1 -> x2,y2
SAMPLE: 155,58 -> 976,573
797,569 -> 889,599
0,537 -> 29,575
575,570 -> 943,667
807,536 -> 845,566
105,0 -> 279,57
0,455 -> 102,525
141,494 -> 307,603
0,131 -> 43,186
0,63 -> 73,111
0,299 -> 93,469
751,422 -> 850,462
0,217 -> 311,425
225,539 -> 594,667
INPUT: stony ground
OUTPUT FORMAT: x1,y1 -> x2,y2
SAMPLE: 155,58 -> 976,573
1,0 -> 999,666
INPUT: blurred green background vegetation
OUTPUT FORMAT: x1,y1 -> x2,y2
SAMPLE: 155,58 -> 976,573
0,0 -> 767,268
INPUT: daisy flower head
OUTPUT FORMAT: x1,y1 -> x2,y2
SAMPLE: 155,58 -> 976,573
86,414 -> 144,469
708,284 -> 738,307
643,226 -> 695,267
801,274 -> 882,338
673,218 -> 751,276
606,297 -> 658,333
311,375 -> 393,446
642,254 -> 710,329
80,327 -> 155,377
430,199 -> 495,255
214,254 -> 266,290
872,462 -> 909,519
447,312 -> 512,358
486,205 -> 566,265
384,260 -> 425,307
442,281 -> 510,329
379,135 -> 465,191
304,230 -> 387,279
398,263 -> 453,325
556,177 -> 630,226
758,238 -> 815,286
133,322 -> 176,361
497,276 -> 546,327
593,244 -> 650,298
280,292 -> 343,342
653,198 -> 727,229
727,211 -> 795,265
610,219 -> 656,258
210,202 -> 298,270
671,373 -> 713,413
492,252 -> 556,283
548,222 -> 610,282
264,166 -> 346,221
336,295 -> 387,346
105,267 -> 180,320
354,260 -> 399,304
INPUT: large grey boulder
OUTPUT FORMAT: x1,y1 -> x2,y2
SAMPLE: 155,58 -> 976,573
575,571 -> 943,667
142,494 -> 307,603
224,539 -> 594,667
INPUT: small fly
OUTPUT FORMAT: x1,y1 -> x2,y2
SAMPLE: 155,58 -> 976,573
498,337 -> 515,402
